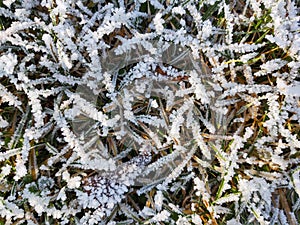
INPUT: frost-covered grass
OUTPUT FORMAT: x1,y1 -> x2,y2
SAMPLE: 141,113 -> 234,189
0,0 -> 300,224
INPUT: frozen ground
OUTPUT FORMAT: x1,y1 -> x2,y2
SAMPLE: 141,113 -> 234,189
0,0 -> 299,224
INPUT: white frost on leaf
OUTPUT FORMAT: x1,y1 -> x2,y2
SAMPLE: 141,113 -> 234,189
153,13 -> 164,35
14,156 -> 27,181
149,210 -> 170,223
62,171 -> 81,189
